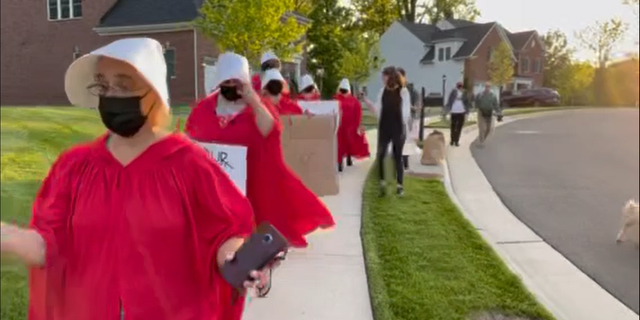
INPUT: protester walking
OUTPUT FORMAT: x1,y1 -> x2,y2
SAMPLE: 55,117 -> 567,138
444,81 -> 471,147
362,67 -> 411,197
0,38 -> 267,320
335,78 -> 370,172
261,69 -> 304,115
396,67 -> 419,169
475,82 -> 503,146
298,74 -> 321,101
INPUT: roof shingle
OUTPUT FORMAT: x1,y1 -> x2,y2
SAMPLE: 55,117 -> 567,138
508,31 -> 536,50
98,0 -> 203,28
420,22 -> 495,63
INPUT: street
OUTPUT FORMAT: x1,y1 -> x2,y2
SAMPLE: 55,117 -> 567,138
472,109 -> 640,314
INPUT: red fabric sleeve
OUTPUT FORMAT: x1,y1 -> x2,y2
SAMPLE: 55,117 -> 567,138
28,146 -> 88,320
251,74 -> 262,93
188,150 -> 255,286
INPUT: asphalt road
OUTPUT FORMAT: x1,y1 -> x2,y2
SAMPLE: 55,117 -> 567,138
472,109 -> 640,314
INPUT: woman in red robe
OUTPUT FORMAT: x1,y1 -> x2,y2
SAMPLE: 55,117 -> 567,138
0,39 -> 264,320
297,74 -> 321,101
185,53 -> 335,249
261,69 -> 303,115
335,78 -> 370,172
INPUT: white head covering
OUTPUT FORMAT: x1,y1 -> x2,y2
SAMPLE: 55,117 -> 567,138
261,69 -> 285,89
338,78 -> 351,92
299,74 -> 316,91
260,51 -> 279,64
65,38 -> 168,109
212,52 -> 251,88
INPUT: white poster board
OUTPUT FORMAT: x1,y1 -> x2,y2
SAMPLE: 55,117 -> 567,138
298,100 -> 339,115
197,142 -> 248,195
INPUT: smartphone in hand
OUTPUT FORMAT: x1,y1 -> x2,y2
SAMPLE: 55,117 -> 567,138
221,223 -> 289,289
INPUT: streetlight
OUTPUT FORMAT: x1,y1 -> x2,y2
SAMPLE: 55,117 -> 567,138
441,74 -> 447,109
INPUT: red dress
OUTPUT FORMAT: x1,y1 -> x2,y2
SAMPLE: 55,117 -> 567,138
276,95 -> 304,115
28,134 -> 254,320
185,93 -> 335,248
252,73 -> 291,100
335,94 -> 370,163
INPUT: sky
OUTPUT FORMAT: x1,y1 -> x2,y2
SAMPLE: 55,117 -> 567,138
474,0 -> 639,60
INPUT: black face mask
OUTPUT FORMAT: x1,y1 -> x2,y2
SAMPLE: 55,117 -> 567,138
220,86 -> 242,102
265,80 -> 283,96
302,86 -> 315,94
339,89 -> 349,94
98,95 -> 151,138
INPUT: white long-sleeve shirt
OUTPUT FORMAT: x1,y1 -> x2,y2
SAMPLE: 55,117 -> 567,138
371,87 -> 412,127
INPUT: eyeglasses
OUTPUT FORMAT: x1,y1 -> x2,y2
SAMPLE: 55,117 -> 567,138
86,77 -> 146,97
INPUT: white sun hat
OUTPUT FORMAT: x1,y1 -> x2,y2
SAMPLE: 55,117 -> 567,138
261,69 -> 285,89
338,78 -> 351,92
64,38 -> 169,109
260,51 -> 279,64
299,74 -> 316,91
212,52 -> 251,89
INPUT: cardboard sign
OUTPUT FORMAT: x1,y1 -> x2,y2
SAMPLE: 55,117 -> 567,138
197,142 -> 248,195
281,115 -> 340,197
298,100 -> 339,116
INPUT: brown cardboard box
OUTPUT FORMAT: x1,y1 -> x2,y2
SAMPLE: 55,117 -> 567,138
281,115 -> 339,197
421,130 -> 446,166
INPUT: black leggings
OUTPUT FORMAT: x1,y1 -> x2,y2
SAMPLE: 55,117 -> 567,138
450,113 -> 466,144
376,129 -> 406,186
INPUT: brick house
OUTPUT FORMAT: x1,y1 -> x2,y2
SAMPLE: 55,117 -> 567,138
0,0 -> 309,106
365,18 -> 545,100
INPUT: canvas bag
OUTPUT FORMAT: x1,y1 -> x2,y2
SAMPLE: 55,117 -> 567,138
280,114 -> 340,197
421,130 -> 447,166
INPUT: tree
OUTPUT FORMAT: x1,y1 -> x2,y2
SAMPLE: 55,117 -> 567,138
542,29 -> 574,88
575,18 -> 627,68
338,32 -> 384,84
351,0 -> 398,36
488,41 -> 514,91
420,0 -> 480,24
197,0 -> 308,65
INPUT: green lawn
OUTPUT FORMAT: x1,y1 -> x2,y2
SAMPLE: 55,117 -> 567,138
361,167 -> 555,320
0,107 -> 187,319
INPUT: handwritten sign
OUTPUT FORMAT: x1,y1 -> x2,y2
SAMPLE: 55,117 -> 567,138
197,142 -> 248,195
298,100 -> 339,115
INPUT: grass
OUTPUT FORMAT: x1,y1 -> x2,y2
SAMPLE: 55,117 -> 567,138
361,163 -> 556,320
425,106 -> 585,129
0,106 -> 187,319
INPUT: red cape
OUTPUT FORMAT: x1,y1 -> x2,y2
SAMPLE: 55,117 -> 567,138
28,135 -> 253,320
185,93 -> 335,248
335,94 -> 370,162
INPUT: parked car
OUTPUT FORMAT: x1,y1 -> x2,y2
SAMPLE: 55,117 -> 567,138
501,88 -> 561,108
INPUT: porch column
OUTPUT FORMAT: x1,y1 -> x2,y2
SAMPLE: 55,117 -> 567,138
293,55 -> 302,84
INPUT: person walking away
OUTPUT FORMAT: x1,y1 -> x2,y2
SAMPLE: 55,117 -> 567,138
298,74 -> 321,101
475,82 -> 503,146
396,67 -> 418,169
362,67 -> 411,197
261,69 -> 304,115
0,38 -> 266,320
335,78 -> 370,172
444,81 -> 471,147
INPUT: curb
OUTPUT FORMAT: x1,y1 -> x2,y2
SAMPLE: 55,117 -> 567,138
440,110 -> 639,320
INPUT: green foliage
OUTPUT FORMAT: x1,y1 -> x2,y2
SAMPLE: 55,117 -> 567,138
420,0 -> 481,24
542,29 -> 574,89
575,18 -> 628,68
338,33 -> 384,84
351,0 -> 398,36
196,0 -> 308,64
488,41 -> 514,88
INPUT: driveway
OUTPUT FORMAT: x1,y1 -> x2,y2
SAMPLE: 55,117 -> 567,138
472,109 -> 640,313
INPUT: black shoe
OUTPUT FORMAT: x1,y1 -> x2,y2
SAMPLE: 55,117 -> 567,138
338,162 -> 343,172
454,142 -> 460,147
396,185 -> 405,197
450,141 -> 455,146
347,156 -> 353,167
402,156 -> 409,170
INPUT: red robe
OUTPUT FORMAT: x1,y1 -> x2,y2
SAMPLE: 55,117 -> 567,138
185,93 -> 335,248
28,134 -> 253,320
276,95 -> 304,115
297,92 -> 321,101
252,73 -> 290,100
335,93 -> 370,163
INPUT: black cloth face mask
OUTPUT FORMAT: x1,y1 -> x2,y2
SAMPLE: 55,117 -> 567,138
339,89 -> 349,94
98,94 -> 151,138
220,85 -> 242,102
265,80 -> 283,96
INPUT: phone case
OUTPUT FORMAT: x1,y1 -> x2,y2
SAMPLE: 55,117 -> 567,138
221,223 -> 289,289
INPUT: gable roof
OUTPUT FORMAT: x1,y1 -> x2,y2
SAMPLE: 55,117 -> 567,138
446,19 -> 478,28
508,31 -> 537,50
97,0 -> 310,28
397,21 -> 439,43
420,22 -> 495,63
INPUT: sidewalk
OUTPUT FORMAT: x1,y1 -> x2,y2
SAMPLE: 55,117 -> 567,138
242,132 -> 377,320
442,113 -> 638,320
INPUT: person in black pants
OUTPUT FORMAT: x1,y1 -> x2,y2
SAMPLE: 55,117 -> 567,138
443,81 -> 471,147
362,67 -> 412,197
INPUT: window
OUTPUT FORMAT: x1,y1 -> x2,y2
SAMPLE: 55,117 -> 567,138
445,47 -> 452,60
533,58 -> 542,73
521,57 -> 530,73
164,48 -> 177,80
438,48 -> 445,62
48,0 -> 82,21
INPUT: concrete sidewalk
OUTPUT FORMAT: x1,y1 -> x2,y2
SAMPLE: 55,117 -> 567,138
242,132 -> 377,320
443,112 -> 639,320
